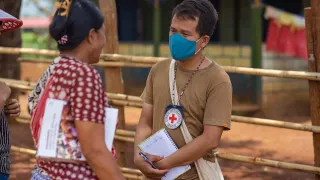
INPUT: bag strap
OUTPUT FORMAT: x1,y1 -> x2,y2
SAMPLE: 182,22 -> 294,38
169,60 -> 177,106
169,60 -> 194,143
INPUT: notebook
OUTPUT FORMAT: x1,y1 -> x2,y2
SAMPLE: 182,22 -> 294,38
36,98 -> 118,161
0,10 -> 23,33
139,128 -> 191,180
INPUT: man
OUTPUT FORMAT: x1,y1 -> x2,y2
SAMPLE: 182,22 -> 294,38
134,0 -> 232,179
0,10 -> 22,180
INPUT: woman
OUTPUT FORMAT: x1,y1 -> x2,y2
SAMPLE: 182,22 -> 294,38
29,0 -> 125,179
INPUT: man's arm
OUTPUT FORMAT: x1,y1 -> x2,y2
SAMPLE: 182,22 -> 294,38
134,103 -> 168,179
156,125 -> 223,169
134,103 -> 153,158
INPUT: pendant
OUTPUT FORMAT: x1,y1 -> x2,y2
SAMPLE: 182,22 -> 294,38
164,105 -> 184,130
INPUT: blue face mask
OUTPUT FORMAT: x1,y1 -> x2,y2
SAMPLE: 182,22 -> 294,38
169,33 -> 202,61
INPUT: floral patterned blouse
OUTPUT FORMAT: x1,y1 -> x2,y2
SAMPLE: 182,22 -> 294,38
31,56 -> 115,180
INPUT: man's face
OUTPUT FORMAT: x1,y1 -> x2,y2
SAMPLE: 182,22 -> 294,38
169,14 -> 200,41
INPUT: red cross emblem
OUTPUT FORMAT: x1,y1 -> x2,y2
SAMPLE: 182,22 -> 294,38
164,108 -> 182,129
169,114 -> 177,124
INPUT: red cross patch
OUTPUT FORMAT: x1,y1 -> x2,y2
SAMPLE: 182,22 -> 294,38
164,108 -> 183,129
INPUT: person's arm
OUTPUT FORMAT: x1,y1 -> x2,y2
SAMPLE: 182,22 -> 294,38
134,65 -> 168,178
76,121 -> 125,180
0,82 -> 11,110
5,99 -> 20,117
134,103 -> 169,179
70,67 -> 125,180
134,66 -> 154,158
134,103 -> 153,158
156,82 -> 232,169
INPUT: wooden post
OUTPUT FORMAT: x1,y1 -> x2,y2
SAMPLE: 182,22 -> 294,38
250,0 -> 262,105
219,0 -> 235,42
153,0 -> 161,57
306,2 -> 320,179
98,0 -> 126,167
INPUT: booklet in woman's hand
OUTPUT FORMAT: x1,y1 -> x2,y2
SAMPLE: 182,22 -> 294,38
36,98 -> 118,162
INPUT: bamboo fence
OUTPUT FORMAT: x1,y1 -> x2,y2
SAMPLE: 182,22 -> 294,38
2,46 -> 320,80
18,58 -> 154,68
114,135 -> 134,143
10,145 -> 320,175
0,47 -> 59,56
2,77 -> 320,133
99,53 -> 167,64
231,115 -> 320,133
216,152 -> 320,175
18,56 -> 320,81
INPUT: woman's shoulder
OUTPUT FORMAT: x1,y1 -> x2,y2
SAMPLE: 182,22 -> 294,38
56,57 -> 100,78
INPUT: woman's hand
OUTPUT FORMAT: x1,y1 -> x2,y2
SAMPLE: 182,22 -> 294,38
5,99 -> 20,117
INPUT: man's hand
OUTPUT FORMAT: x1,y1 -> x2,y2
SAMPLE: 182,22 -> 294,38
5,99 -> 20,117
134,152 -> 168,179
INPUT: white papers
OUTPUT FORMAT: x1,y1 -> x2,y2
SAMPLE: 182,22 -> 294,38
104,108 -> 118,151
37,98 -> 66,158
37,98 -> 118,160
139,129 -> 191,180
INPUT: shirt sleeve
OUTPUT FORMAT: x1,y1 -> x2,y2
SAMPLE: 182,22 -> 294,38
140,67 -> 154,105
70,66 -> 106,124
203,82 -> 232,130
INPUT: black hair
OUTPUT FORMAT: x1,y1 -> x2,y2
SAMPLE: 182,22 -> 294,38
172,0 -> 218,37
49,0 -> 104,51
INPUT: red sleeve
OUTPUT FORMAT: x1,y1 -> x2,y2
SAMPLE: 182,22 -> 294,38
70,65 -> 106,124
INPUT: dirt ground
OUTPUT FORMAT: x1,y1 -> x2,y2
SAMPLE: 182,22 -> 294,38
6,93 -> 316,180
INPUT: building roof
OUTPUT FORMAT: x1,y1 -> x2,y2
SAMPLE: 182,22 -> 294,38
21,17 -> 50,29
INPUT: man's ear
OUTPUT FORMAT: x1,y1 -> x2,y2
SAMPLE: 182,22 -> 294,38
201,35 -> 210,49
87,29 -> 96,44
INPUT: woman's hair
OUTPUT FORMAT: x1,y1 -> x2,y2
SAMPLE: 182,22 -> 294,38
50,0 -> 104,50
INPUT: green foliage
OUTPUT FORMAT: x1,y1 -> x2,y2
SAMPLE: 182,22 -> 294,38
21,31 -> 57,58
22,31 -> 56,49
